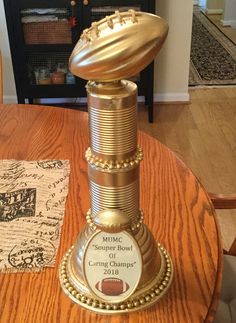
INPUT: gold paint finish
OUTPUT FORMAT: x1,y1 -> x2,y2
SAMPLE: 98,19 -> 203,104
59,243 -> 173,314
92,209 -> 132,233
86,209 -> 144,233
90,181 -> 139,222
87,81 -> 137,109
85,146 -> 143,169
60,9 -> 172,314
88,81 -> 137,157
69,11 -> 169,81
86,79 -> 141,225
88,165 -> 139,186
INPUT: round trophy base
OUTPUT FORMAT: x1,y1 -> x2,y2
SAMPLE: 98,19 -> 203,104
59,243 -> 173,314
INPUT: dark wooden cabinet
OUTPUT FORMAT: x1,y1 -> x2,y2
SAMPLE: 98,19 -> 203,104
4,0 -> 155,121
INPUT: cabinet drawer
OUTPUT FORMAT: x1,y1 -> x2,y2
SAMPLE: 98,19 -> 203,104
20,7 -> 73,45
23,21 -> 72,45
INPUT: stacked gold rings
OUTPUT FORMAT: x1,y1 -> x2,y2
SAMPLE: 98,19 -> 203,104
86,80 -> 140,222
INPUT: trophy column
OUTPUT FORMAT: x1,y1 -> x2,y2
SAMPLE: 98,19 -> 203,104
59,80 -> 173,314
86,80 -> 140,224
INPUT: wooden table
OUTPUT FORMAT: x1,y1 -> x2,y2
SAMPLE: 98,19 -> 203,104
0,104 -> 222,323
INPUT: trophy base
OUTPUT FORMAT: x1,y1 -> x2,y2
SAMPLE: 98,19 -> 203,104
59,243 -> 173,314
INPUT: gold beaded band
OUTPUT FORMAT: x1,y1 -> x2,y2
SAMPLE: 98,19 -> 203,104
85,209 -> 144,232
85,147 -> 143,170
59,243 -> 173,314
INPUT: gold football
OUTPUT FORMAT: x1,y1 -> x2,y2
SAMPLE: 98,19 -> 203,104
69,10 -> 169,81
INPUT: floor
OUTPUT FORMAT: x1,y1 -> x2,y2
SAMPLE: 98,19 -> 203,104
206,13 -> 236,44
138,87 -> 236,251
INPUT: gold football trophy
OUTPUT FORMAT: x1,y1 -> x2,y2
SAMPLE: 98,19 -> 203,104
59,10 -> 173,314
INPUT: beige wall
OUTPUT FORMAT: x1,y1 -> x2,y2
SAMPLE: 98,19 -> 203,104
0,0 -> 16,101
207,0 -> 224,10
154,0 -> 193,101
221,0 -> 236,26
0,1 -> 193,102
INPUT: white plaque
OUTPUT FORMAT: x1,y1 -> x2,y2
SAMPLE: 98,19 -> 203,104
83,231 -> 142,303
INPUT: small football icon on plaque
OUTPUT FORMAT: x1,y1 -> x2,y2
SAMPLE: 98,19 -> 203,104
95,278 -> 129,296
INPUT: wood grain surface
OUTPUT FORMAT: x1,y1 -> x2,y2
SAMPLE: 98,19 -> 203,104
138,87 -> 236,252
0,51 -> 2,104
0,104 -> 222,323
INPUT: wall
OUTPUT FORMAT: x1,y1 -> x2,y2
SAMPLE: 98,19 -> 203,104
0,1 -> 193,103
0,1 -> 17,102
221,0 -> 236,27
206,0 -> 224,13
154,0 -> 193,102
